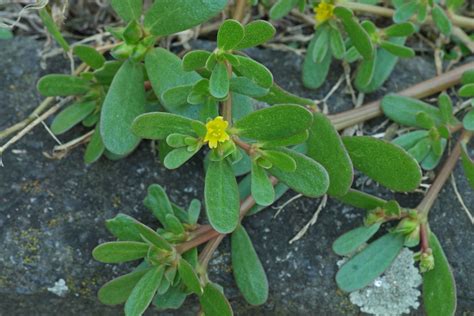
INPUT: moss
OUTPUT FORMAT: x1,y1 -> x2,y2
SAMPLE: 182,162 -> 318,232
17,228 -> 41,265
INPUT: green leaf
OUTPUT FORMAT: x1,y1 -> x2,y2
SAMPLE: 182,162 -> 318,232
0,27 -> 13,40
230,77 -> 269,98
269,148 -> 329,197
381,94 -> 443,128
111,0 -> 142,22
134,220 -> 172,251
256,83 -> 314,106
461,69 -> 474,84
132,112 -> 200,140
94,61 -> 123,84
199,283 -> 233,316
231,225 -> 268,306
307,113 -> 353,197
100,59 -> 145,155
459,83 -> 474,97
438,93 -> 454,123
217,19 -> 245,50
354,53 -> 376,89
105,213 -> 142,241
421,139 -> 446,171
234,104 -> 312,141
235,20 -> 276,50
125,266 -> 164,316
461,144 -> 474,189
432,5 -> 452,35
153,285 -> 187,310
144,0 -> 228,36
37,74 -> 90,96
384,22 -> 416,37
336,233 -> 405,292
251,161 -> 275,206
38,8 -> 69,52
423,232 -> 457,316
334,7 -> 374,60
182,50 -> 212,71
312,27 -> 330,64
332,223 -> 381,256
407,137 -> 431,162
143,184 -> 174,225
336,189 -> 386,210
393,1 -> 418,23
329,26 -> 346,59
463,109 -> 474,131
262,149 -> 296,172
302,34 -> 332,89
205,160 -> 240,233
164,146 -> 200,169
210,62 -> 229,98
392,130 -> 429,150
380,40 -> 415,58
73,45 -> 105,69
178,258 -> 202,295
98,268 -> 150,305
84,128 -> 105,164
50,101 -> 95,135
165,214 -> 185,235
92,241 -> 149,263
233,56 -> 273,89
342,136 -> 422,192
269,0 -> 298,19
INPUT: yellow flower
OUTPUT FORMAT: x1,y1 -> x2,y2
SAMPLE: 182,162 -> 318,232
204,116 -> 230,149
314,2 -> 334,24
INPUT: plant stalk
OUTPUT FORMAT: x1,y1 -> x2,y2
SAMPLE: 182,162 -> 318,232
329,61 -> 474,131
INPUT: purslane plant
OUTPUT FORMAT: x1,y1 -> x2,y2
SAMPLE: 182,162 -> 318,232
1,0 -> 474,315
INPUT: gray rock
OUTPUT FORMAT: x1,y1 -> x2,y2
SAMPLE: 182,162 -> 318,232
0,37 -> 473,315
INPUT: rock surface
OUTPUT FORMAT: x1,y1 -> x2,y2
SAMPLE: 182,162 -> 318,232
0,37 -> 473,315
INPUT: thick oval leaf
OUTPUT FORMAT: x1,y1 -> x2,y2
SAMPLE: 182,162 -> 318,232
262,149 -> 296,172
164,146 -> 200,169
302,34 -> 332,89
199,283 -> 233,316
423,232 -> 457,316
235,20 -> 276,50
251,161 -> 275,206
51,101 -> 96,135
100,60 -> 145,155
144,0 -> 228,36
230,77 -> 268,98
231,225 -> 268,306
342,136 -> 422,192
256,83 -> 314,107
94,61 -> 123,84
205,160 -> 240,233
234,104 -> 312,141
143,184 -> 174,225
269,148 -> 329,198
384,22 -> 416,37
134,220 -> 172,251
98,268 -> 150,305
37,74 -> 90,96
111,0 -> 142,22
210,62 -> 229,98
354,53 -> 376,90
132,112 -> 200,140
182,50 -> 212,71
92,241 -> 149,263
329,26 -> 345,59
432,5 -> 452,35
307,113 -> 353,197
461,69 -> 474,84
336,189 -> 386,210
233,56 -> 273,89
393,1 -> 418,22
73,45 -> 105,69
334,7 -> 373,60
336,233 -> 405,292
125,266 -> 164,316
459,83 -> 474,98
84,128 -> 105,164
217,19 -> 244,50
392,130 -> 429,150
381,94 -> 443,128
312,27 -> 330,64
461,144 -> 474,190
178,258 -> 202,295
421,139 -> 446,171
269,0 -> 298,19
332,223 -> 381,256
153,285 -> 187,310
380,40 -> 415,58
105,213 -> 142,241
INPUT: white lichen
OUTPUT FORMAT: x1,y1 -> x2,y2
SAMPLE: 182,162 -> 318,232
349,248 -> 422,316
47,278 -> 68,297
